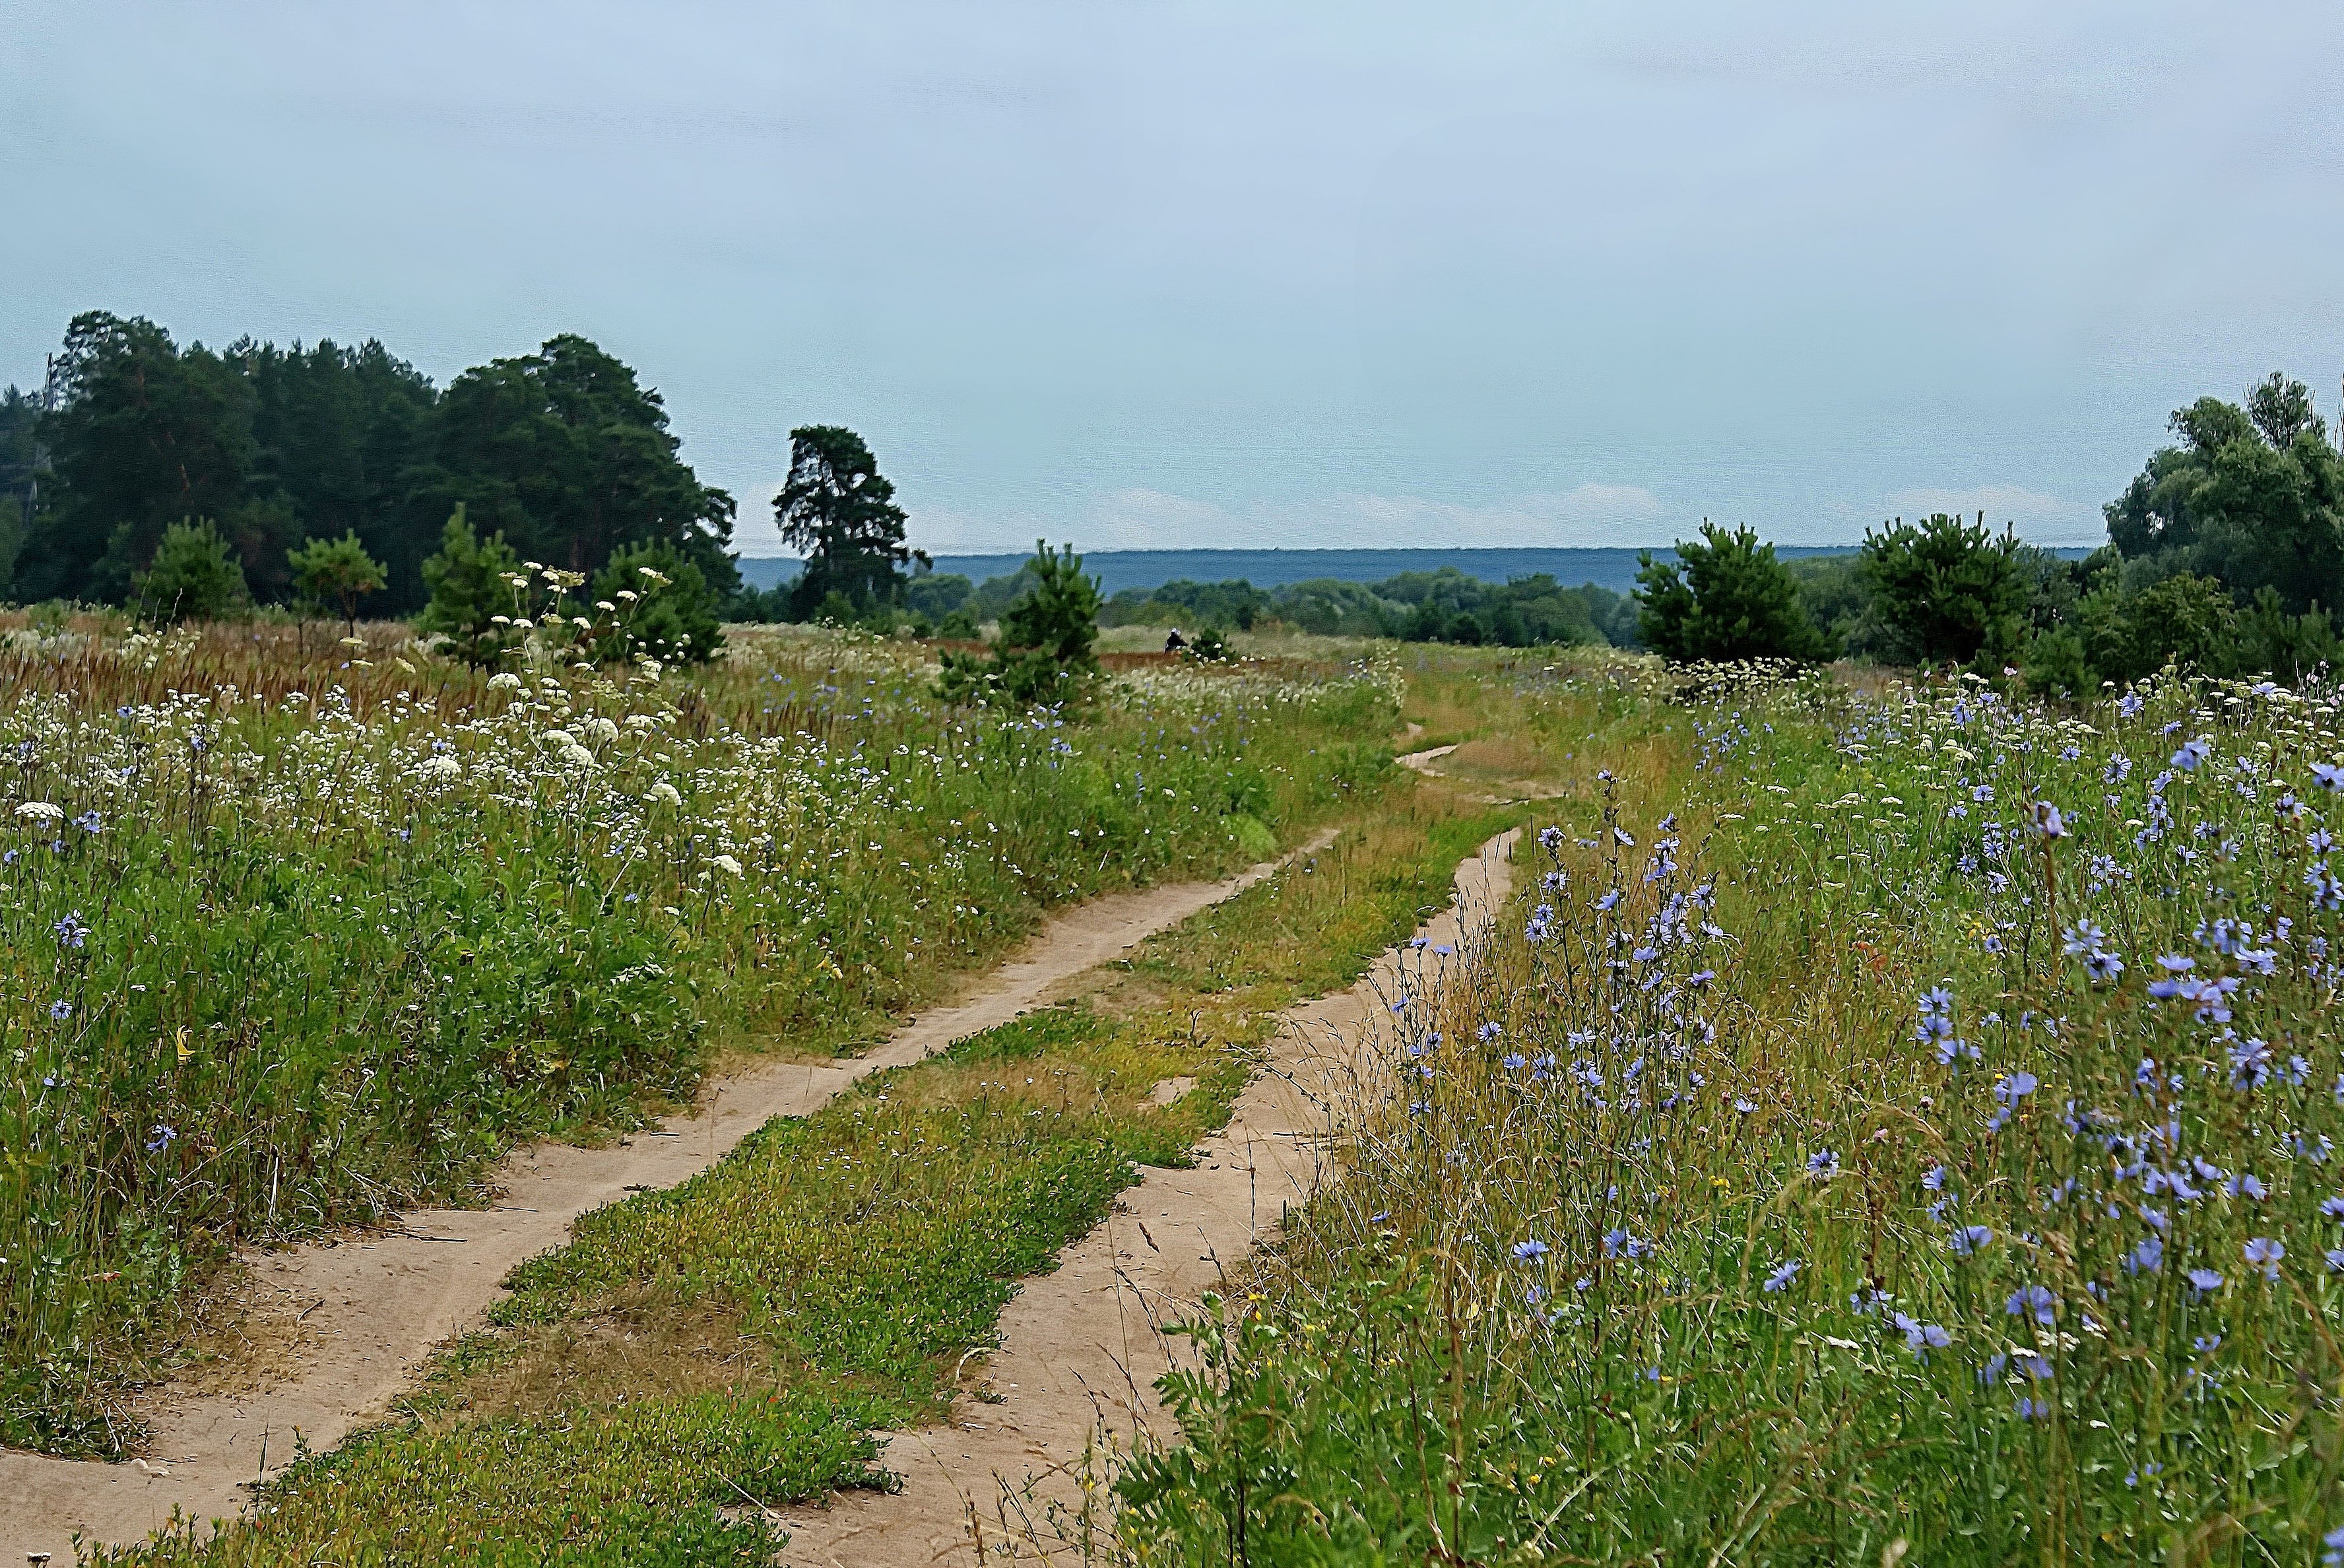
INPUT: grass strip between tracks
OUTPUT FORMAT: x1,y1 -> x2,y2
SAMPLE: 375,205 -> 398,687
98,785 -> 1517,1567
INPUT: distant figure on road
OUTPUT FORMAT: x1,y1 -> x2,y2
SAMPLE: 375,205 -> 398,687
1163,628 -> 1186,653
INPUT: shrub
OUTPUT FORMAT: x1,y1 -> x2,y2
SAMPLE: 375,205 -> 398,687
1635,522 -> 1832,663
2081,571 -> 2236,684
1858,512 -> 2029,670
286,531 -> 387,636
133,518 -> 251,624
938,541 -> 1101,707
417,506 -> 525,667
591,542 -> 725,667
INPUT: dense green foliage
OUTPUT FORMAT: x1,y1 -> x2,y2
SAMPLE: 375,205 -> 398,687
286,530 -> 387,634
414,506 -> 527,667
2108,374 -> 2344,614
1858,511 -> 2031,670
589,542 -> 727,667
875,566 -> 1642,649
1635,521 -> 1831,663
4,313 -> 733,613
132,519 -> 251,624
939,540 -> 1103,705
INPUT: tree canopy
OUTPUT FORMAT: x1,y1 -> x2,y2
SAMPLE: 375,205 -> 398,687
2105,373 -> 2344,615
1858,513 -> 2031,670
5,313 -> 734,614
773,425 -> 919,614
1635,523 -> 1831,663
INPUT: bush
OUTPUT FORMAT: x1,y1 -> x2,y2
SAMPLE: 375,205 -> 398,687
939,541 -> 1101,707
133,518 -> 251,624
1858,512 -> 2029,670
417,506 -> 525,667
1635,523 -> 1832,663
2080,571 -> 2236,684
2020,624 -> 2091,701
591,542 -> 725,667
286,530 -> 387,635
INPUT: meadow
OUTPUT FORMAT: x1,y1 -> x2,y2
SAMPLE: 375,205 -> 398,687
24,615 -> 2344,1566
0,615 -> 1392,1454
96,735 -> 1509,1565
1121,656 -> 2344,1563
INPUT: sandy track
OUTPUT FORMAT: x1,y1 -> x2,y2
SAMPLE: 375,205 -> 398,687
3,834 -> 1337,1563
776,828 -> 1516,1566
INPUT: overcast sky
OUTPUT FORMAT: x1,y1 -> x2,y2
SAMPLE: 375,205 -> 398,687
5,3 -> 2341,555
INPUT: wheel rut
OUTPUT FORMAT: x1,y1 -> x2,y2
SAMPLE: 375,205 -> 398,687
775,828 -> 1518,1565
3,832 -> 1338,1563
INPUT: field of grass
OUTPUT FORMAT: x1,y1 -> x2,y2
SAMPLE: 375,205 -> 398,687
0,616 -> 1394,1453
1121,658 -> 2344,1563
95,772 -> 1514,1564
34,622 -> 2337,1565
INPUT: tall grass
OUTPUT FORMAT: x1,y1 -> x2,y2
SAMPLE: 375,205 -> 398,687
94,785 -> 1509,1567
1124,661 -> 2344,1563
0,618 -> 1395,1452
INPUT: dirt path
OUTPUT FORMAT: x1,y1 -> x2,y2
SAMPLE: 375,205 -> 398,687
775,828 -> 1517,1565
3,834 -> 1338,1564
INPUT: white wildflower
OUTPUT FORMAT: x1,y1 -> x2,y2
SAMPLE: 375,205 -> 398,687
711,854 -> 744,876
15,802 -> 63,823
645,781 -> 684,808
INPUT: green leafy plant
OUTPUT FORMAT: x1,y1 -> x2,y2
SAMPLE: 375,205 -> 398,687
133,517 -> 251,624
286,530 -> 387,636
938,540 -> 1101,707
590,542 -> 725,667
416,506 -> 525,667
1635,522 -> 1832,663
1858,511 -> 2029,670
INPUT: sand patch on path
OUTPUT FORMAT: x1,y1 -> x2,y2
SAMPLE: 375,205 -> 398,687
3,833 -> 1338,1564
775,828 -> 1517,1566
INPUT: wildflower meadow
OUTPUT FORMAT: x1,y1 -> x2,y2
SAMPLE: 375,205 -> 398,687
1124,657 -> 2344,1563
0,616 -> 1392,1453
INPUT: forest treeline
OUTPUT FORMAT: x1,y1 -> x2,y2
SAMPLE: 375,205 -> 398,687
6,312 -> 2339,688
868,565 -> 1645,647
0,312 -> 738,614
1623,372 -> 2344,690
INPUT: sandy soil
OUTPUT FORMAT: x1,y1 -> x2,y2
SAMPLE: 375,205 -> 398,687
775,828 -> 1517,1566
3,833 -> 1336,1565
1399,741 -> 1564,803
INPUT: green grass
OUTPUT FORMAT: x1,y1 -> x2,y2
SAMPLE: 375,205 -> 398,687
0,624 -> 1396,1451
1120,660 -> 2344,1565
94,782 -> 1516,1566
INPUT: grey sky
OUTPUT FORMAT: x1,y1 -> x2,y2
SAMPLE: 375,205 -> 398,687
5,2 -> 2341,555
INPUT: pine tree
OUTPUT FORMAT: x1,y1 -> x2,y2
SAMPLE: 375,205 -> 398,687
287,530 -> 387,636
417,506 -> 525,667
134,519 -> 251,624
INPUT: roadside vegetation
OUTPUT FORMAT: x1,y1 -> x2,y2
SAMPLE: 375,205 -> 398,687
96,767 -> 1513,1565
0,614 -> 1390,1453
1121,655 -> 2344,1563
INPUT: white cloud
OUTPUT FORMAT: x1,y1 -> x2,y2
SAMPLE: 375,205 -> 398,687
1881,484 -> 2102,543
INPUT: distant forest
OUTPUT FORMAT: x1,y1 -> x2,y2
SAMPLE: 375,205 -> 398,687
9,313 -> 2341,683
874,565 -> 1646,648
0,312 -> 737,614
